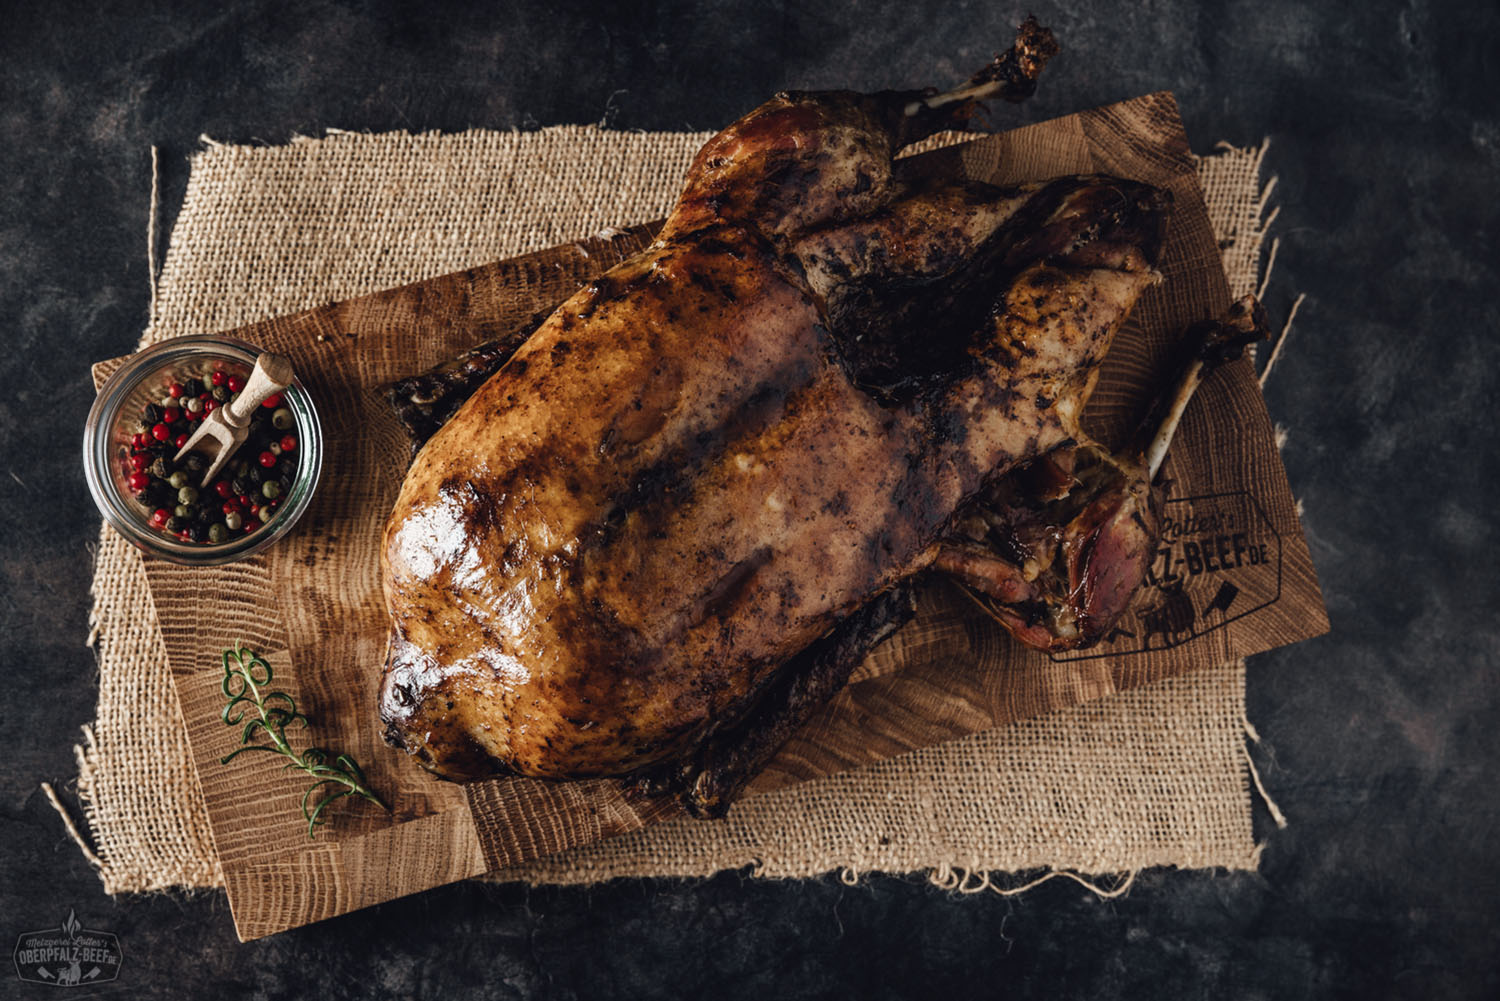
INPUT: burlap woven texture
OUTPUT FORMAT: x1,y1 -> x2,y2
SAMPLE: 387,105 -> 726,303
75,125 -> 1278,894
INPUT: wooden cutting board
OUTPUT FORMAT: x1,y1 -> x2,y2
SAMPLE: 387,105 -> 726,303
92,91 -> 1327,941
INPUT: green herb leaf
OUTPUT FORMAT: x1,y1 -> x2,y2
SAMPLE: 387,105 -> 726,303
218,644 -> 389,837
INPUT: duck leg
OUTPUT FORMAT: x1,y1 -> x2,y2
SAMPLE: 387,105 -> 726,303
937,295 -> 1269,652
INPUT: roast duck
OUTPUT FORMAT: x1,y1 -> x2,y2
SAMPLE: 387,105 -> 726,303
379,19 -> 1266,815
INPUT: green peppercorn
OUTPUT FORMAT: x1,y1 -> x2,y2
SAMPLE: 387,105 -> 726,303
261,481 -> 282,500
207,523 -> 228,543
173,504 -> 190,519
271,407 -> 294,431
168,471 -> 189,489
177,485 -> 199,505
184,396 -> 204,414
225,511 -> 243,531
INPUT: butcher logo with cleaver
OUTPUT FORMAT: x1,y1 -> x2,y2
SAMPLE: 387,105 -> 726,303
13,909 -> 123,987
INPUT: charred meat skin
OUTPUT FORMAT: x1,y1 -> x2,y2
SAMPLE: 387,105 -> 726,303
379,20 -> 1169,794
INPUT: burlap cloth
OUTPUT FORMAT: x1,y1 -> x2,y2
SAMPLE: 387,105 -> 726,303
72,127 -> 1280,894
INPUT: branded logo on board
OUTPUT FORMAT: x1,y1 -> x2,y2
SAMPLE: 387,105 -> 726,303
12,909 -> 123,987
1051,489 -> 1282,661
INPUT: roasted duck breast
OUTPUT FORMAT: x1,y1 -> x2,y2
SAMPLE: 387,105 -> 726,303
378,21 -> 1233,814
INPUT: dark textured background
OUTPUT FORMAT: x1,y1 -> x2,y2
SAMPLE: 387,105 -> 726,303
3,0 -> 1497,997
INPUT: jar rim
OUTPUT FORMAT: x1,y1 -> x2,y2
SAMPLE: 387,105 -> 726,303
83,336 -> 324,566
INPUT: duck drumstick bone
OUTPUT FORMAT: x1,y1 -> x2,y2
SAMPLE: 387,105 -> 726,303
903,15 -> 1060,118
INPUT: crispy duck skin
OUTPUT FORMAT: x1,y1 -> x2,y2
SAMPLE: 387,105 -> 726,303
379,19 -> 1171,795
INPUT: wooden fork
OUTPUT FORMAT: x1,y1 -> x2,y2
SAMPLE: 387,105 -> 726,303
175,353 -> 294,487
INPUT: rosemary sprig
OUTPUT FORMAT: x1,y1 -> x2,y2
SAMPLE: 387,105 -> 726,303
219,644 -> 388,837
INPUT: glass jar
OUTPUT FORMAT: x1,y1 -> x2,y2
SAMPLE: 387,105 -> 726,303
83,336 -> 324,566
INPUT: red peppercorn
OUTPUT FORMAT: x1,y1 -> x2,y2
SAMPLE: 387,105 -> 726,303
177,529 -> 193,542
258,450 -> 277,468
150,508 -> 171,528
128,471 -> 150,491
227,375 -> 245,393
243,519 -> 262,534
279,434 -> 297,452
162,406 -> 181,424
203,399 -> 217,413
238,494 -> 252,508
129,453 -> 148,472
174,433 -> 188,449
151,423 -> 170,442
214,481 -> 234,498
260,391 -> 284,409
222,500 -> 240,515
168,383 -> 185,399
210,371 -> 226,387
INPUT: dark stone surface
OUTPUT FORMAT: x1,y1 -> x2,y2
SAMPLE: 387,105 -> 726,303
3,0 -> 1497,997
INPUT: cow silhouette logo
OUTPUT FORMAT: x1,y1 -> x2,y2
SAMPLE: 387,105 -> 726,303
1139,580 -> 1196,650
13,909 -> 122,987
